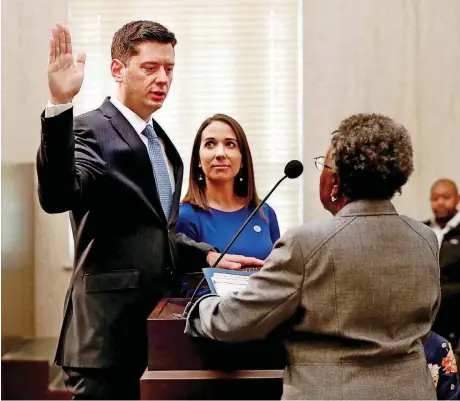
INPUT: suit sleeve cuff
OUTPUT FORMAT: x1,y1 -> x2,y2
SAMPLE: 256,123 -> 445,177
45,101 -> 73,118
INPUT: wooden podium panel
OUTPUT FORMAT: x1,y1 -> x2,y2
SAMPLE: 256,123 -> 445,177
147,298 -> 286,371
140,369 -> 283,400
147,298 -> 285,371
140,298 -> 285,400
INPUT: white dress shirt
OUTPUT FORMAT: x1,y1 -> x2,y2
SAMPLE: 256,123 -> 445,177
45,97 -> 175,193
429,210 -> 460,246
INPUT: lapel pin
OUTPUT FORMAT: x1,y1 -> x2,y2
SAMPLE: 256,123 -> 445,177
253,225 -> 261,233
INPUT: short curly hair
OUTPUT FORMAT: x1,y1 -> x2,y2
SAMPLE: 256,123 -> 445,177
331,113 -> 414,200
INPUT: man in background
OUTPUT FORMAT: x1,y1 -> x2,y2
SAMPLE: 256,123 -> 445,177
424,178 -> 460,358
37,21 -> 262,399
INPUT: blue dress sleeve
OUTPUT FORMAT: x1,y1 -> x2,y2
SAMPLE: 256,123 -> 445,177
176,203 -> 200,242
266,204 -> 281,243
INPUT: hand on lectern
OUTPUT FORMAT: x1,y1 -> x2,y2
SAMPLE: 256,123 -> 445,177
206,251 -> 264,270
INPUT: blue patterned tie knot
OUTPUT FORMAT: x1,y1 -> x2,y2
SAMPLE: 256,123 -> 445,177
142,124 -> 173,219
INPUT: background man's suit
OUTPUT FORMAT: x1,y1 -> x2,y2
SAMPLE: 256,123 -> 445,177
36,97 -> 213,396
423,218 -> 460,357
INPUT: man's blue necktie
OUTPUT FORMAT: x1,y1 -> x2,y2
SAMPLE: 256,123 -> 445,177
142,124 -> 173,219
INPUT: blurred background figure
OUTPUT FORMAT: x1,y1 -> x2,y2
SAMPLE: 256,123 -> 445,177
423,179 -> 460,359
176,114 -> 280,297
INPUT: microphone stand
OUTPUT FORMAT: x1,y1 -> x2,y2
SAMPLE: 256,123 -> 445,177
181,174 -> 288,318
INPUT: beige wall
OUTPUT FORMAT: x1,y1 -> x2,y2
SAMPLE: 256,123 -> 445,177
2,0 -> 71,338
1,0 -> 460,337
2,165 -> 35,339
302,0 -> 460,222
1,0 -> 64,164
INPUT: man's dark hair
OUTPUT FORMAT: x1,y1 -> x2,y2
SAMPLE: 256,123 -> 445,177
111,20 -> 177,64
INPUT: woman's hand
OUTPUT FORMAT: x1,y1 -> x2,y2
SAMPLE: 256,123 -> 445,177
206,251 -> 264,270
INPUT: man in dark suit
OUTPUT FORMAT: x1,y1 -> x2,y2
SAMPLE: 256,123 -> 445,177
37,21 -> 262,399
423,178 -> 460,359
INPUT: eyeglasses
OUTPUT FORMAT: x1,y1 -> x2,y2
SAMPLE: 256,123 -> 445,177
314,156 -> 335,172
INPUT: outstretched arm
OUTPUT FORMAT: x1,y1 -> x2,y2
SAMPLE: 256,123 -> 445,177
185,228 -> 303,342
37,24 -> 105,214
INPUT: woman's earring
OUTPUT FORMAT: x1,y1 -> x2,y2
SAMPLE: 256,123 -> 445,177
331,195 -> 338,202
198,174 -> 203,181
238,168 -> 244,183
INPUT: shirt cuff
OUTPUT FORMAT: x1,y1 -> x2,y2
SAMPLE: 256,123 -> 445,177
45,101 -> 73,118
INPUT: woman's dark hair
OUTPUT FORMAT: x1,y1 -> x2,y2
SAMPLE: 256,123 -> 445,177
331,113 -> 414,200
182,114 -> 262,211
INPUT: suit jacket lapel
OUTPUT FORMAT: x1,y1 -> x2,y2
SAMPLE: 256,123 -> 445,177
98,98 -> 166,224
98,98 -> 185,225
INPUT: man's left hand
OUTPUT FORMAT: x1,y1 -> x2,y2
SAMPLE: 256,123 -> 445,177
206,251 -> 264,270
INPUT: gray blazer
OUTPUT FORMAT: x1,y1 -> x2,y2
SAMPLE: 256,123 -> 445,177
186,200 -> 440,400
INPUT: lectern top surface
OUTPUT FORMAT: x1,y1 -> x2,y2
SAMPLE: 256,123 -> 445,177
149,298 -> 189,320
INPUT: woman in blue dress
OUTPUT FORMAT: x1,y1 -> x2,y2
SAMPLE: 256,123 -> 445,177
176,114 -> 280,296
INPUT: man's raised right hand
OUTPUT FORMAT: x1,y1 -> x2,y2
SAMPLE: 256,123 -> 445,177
48,23 -> 85,105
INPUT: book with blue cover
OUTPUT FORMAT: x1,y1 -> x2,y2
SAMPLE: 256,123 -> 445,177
202,267 -> 258,296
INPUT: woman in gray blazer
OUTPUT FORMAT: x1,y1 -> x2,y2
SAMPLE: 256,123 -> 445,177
185,113 -> 440,400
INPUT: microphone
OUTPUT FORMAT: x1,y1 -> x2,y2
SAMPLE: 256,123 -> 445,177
284,159 -> 304,179
181,160 -> 304,318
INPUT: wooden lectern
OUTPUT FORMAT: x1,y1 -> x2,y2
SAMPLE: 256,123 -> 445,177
140,298 -> 285,400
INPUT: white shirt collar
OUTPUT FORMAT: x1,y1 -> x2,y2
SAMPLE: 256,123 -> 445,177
110,96 -> 153,135
431,209 -> 460,230
448,209 -> 460,228
430,209 -> 460,246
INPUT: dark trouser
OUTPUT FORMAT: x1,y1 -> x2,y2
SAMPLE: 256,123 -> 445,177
432,297 -> 460,358
62,366 -> 144,400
